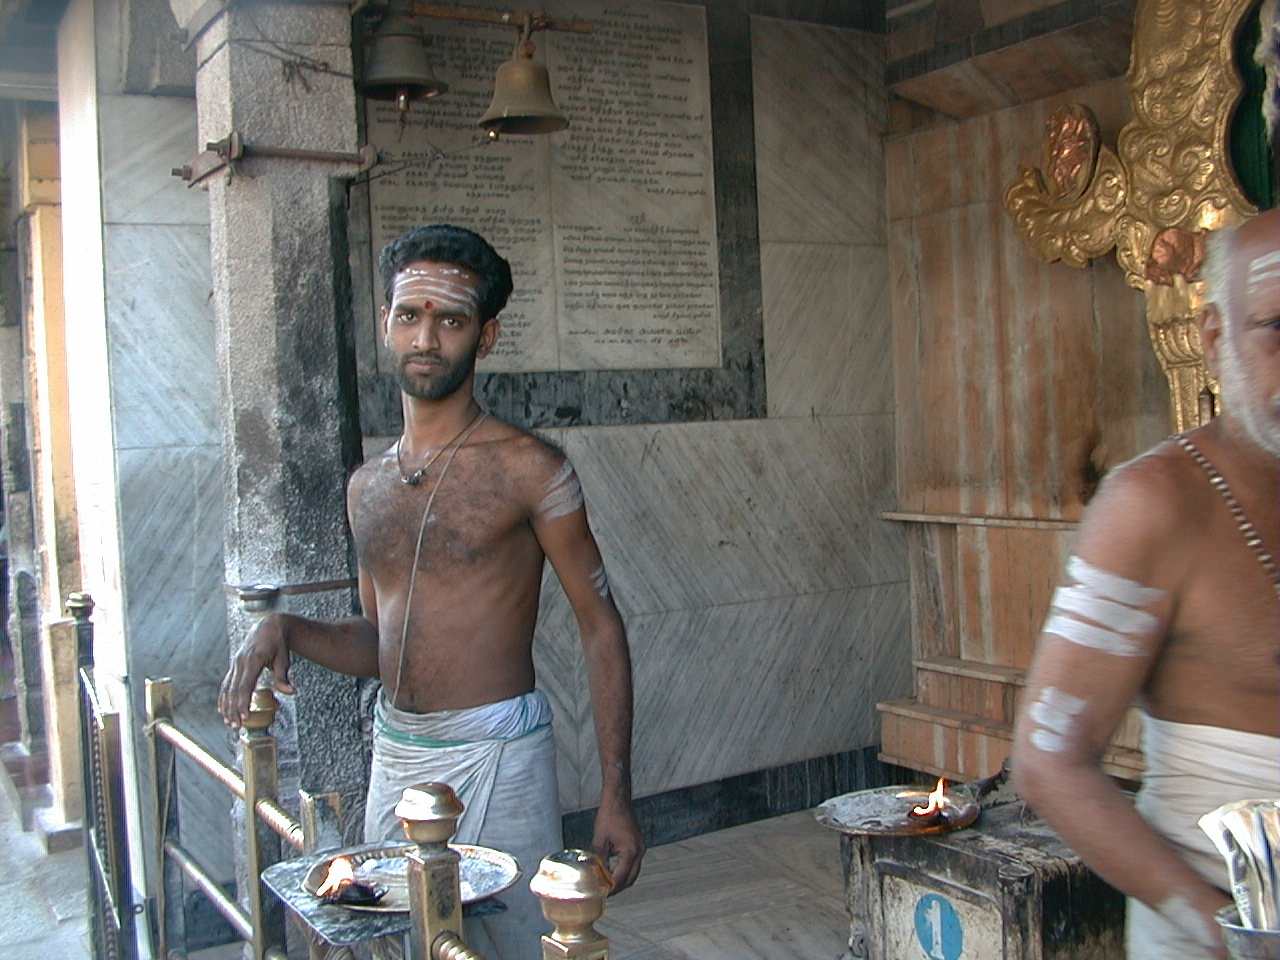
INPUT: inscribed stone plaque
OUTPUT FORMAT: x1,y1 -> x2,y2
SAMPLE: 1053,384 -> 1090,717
365,0 -> 721,373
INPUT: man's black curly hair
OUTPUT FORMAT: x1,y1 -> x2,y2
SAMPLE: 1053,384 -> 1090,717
378,224 -> 514,320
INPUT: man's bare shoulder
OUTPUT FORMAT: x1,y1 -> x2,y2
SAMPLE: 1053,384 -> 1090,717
346,447 -> 395,506
1091,438 -> 1208,521
1074,437 -> 1210,569
479,420 -> 569,474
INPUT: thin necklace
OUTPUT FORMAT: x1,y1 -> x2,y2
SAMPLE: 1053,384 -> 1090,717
388,410 -> 488,706
395,409 -> 487,485
1173,434 -> 1280,601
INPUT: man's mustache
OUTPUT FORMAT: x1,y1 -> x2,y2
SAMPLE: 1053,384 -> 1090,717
400,351 -> 445,366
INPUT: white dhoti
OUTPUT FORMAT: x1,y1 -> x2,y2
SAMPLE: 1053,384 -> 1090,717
365,689 -> 562,960
1126,714 -> 1280,960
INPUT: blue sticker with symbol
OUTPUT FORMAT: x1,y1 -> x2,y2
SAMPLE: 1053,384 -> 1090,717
914,893 -> 963,960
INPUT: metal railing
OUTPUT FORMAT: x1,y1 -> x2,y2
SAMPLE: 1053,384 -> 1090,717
145,677 -> 341,960
142,673 -> 613,960
71,593 -> 139,960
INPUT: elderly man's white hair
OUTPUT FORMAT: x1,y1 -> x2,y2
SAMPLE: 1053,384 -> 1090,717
1201,219 -> 1242,326
1259,0 -> 1279,144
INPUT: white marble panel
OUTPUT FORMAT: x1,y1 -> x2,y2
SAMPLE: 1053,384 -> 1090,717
542,415 -> 906,618
538,579 -> 910,808
99,93 -> 208,226
751,17 -> 886,245
117,443 -> 226,685
763,242 -> 892,418
103,223 -> 216,449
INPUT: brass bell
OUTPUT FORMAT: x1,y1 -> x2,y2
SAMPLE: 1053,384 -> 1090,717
477,17 -> 567,136
360,12 -> 448,110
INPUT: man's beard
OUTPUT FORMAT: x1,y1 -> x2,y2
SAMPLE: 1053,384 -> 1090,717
395,348 -> 478,400
1217,330 -> 1280,458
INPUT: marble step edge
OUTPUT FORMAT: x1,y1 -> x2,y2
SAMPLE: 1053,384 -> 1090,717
913,656 -> 1026,686
878,696 -> 1011,738
910,660 -> 1146,750
878,698 -> 1145,779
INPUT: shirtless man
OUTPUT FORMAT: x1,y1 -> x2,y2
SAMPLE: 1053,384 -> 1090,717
1012,205 -> 1280,960
219,224 -> 644,958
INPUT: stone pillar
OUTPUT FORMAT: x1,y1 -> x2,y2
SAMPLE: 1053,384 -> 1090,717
169,0 -> 369,834
17,106 -> 87,839
0,104 -> 47,766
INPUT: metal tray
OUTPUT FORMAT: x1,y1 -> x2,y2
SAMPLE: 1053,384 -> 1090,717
302,843 -> 520,913
815,784 -> 980,836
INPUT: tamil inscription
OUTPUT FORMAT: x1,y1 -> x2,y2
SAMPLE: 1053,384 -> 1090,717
365,0 -> 720,372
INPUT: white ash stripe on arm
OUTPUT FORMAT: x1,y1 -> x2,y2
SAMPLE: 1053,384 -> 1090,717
588,565 -> 611,600
1027,686 -> 1088,753
1066,556 -> 1165,606
538,461 -> 584,521
1042,557 -> 1166,657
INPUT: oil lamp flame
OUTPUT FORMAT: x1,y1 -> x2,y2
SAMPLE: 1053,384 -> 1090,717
912,778 -> 948,817
316,856 -> 355,896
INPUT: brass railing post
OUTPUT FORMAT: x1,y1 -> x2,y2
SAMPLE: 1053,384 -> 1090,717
396,782 -> 468,960
145,677 -> 187,958
240,686 -> 287,959
299,790 -> 344,855
530,850 -> 612,960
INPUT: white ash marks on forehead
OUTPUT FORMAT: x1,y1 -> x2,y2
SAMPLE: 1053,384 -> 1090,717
393,271 -> 480,311
1246,250 -> 1280,296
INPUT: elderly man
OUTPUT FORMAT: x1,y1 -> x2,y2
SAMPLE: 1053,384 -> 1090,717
221,224 -> 644,959
1012,204 -> 1280,960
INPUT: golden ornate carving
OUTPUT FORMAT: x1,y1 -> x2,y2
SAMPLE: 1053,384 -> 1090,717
1003,0 -> 1260,431
1114,0 -> 1256,288
1004,105 -> 1128,267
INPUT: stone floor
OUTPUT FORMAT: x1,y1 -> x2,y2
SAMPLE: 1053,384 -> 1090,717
0,762 -> 93,959
598,810 -> 851,960
0,793 -> 851,960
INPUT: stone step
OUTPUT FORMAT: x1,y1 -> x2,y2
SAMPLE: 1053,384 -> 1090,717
909,656 -> 1144,752
878,697 -> 1145,783
913,656 -> 1025,725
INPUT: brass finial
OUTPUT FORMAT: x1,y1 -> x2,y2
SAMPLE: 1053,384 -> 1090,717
65,592 -> 95,619
240,686 -> 280,731
531,849 -> 613,954
396,782 -> 464,845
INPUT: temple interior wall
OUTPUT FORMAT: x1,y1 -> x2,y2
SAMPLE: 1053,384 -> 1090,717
44,3 -> 909,882
8,0 -> 1201,923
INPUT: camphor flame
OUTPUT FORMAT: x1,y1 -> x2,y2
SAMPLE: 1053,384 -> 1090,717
316,857 -> 355,896
912,777 -> 948,817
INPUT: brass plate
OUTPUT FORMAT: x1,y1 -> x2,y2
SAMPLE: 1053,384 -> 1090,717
814,785 -> 980,836
302,843 -> 521,913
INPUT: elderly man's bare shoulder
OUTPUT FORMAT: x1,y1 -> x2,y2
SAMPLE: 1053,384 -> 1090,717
1083,437 -> 1211,540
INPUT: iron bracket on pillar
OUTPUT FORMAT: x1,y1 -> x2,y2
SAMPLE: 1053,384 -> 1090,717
171,132 -> 379,187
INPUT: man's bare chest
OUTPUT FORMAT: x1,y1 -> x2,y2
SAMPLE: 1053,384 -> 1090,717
351,459 -> 532,575
1172,552 -> 1280,682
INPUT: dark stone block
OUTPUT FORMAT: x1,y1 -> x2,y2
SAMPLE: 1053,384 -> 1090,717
563,746 -> 908,850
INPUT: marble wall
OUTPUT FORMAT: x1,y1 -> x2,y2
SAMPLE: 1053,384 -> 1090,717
50,5 -> 905,907
527,17 -> 909,816
58,0 -> 227,885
